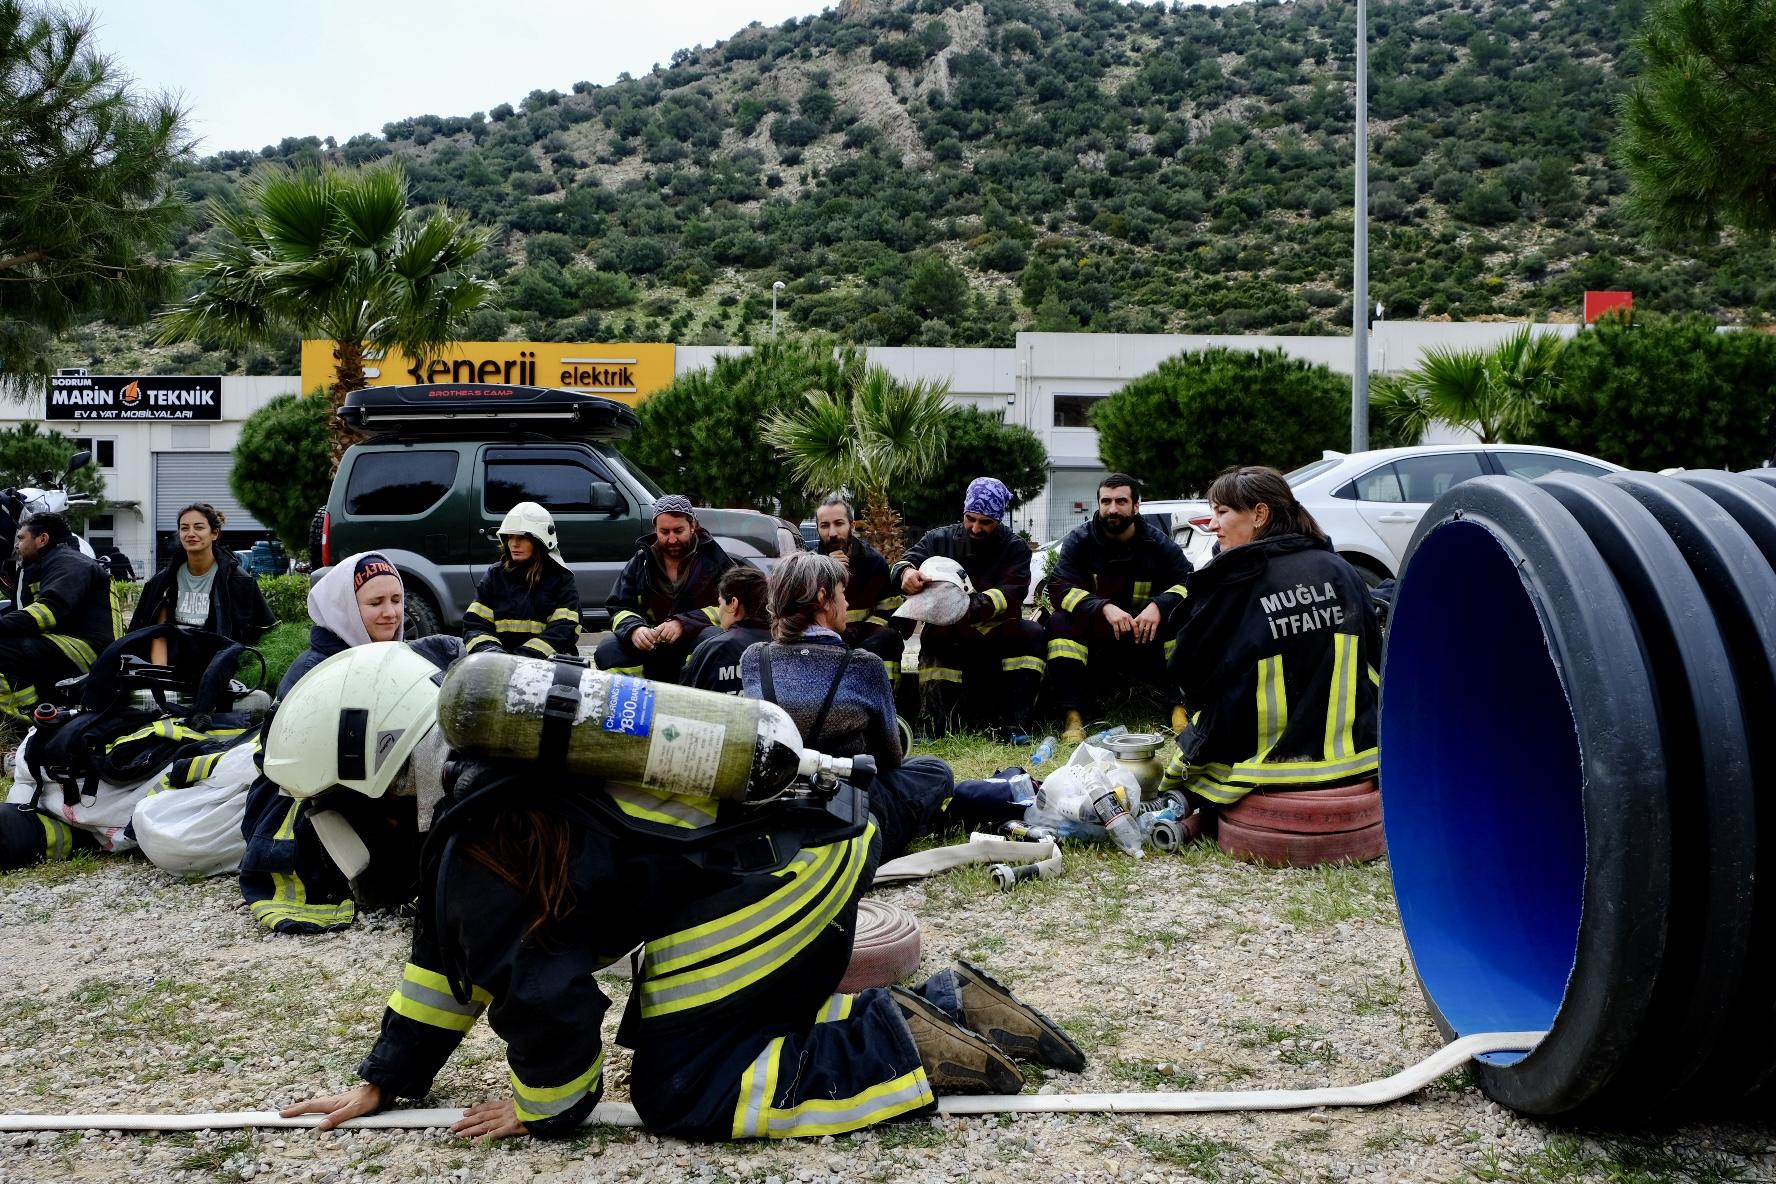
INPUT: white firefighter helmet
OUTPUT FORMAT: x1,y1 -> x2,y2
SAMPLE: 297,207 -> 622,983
498,500 -> 570,569
892,556 -> 975,626
263,642 -> 444,801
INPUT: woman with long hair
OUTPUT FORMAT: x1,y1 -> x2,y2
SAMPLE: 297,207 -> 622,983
462,501 -> 581,658
1158,465 -> 1381,811
130,503 -> 275,668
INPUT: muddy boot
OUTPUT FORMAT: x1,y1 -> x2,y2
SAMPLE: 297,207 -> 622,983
948,960 -> 1087,1073
1171,704 -> 1191,734
1061,710 -> 1086,744
891,987 -> 1024,1095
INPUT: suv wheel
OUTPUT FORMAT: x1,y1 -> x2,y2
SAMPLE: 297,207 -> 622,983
307,507 -> 326,569
404,589 -> 444,639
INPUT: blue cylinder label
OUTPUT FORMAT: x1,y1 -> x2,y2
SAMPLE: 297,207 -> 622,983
603,675 -> 655,737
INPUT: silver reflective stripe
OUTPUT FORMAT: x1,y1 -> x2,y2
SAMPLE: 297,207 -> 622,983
739,1038 -> 779,1136
763,1075 -> 933,1135
644,848 -> 826,974
397,978 -> 482,1020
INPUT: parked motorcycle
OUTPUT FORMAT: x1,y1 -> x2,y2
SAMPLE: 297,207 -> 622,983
0,450 -> 99,602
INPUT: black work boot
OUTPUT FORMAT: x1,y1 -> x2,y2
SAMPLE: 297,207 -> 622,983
891,986 -> 1024,1095
950,960 -> 1088,1073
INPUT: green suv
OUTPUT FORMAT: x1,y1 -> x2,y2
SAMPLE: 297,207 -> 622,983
314,383 -> 800,636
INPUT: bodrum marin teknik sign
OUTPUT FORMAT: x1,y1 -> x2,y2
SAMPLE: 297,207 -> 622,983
47,375 -> 222,421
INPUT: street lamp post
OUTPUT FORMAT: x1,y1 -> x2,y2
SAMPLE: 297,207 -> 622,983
771,280 -> 786,337
1351,0 -> 1370,452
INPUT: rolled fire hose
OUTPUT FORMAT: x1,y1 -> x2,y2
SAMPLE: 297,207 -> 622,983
0,1031 -> 1544,1132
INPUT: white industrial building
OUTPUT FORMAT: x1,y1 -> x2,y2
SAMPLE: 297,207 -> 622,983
0,323 -> 1567,568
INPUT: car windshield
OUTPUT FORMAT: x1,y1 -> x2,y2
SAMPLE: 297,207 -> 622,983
1284,457 -> 1343,485
596,442 -> 665,499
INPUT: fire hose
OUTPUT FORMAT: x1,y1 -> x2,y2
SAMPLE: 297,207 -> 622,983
0,1030 -> 1543,1132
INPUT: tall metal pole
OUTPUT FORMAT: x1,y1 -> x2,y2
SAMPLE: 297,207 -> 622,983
1351,0 -> 1370,452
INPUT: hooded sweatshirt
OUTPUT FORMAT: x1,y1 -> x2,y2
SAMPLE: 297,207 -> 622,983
277,553 -> 406,698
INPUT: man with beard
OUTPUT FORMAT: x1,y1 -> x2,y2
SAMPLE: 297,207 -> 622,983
813,493 -> 905,685
594,495 -> 734,682
1043,474 -> 1193,741
890,477 -> 1045,740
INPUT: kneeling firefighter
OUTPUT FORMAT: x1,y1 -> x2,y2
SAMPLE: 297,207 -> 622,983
278,649 -> 1086,1142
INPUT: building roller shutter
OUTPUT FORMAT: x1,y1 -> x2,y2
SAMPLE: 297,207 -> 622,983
151,452 -> 268,532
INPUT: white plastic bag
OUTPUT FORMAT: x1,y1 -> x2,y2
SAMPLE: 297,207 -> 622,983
4,728 -> 151,854
131,743 -> 258,878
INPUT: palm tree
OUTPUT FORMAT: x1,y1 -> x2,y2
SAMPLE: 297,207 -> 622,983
155,163 -> 495,464
1373,325 -> 1565,445
764,364 -> 952,563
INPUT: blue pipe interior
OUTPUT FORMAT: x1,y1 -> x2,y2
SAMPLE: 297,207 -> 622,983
1383,521 -> 1585,1065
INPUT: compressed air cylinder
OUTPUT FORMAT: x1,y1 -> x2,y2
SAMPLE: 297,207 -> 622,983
437,652 -> 811,802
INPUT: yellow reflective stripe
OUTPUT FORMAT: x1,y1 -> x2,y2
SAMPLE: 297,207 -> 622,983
1194,749 -> 1381,789
761,1069 -> 933,1138
1162,584 -> 1187,599
1324,633 -> 1357,759
702,606 -> 721,625
45,634 -> 96,671
1059,587 -> 1089,612
512,1049 -> 605,1123
642,827 -> 872,1017
521,637 -> 555,657
548,607 -> 580,623
37,813 -> 73,861
606,783 -> 720,829
466,601 -> 495,622
1368,664 -> 1381,687
732,1036 -> 786,1138
465,634 -> 502,651
1163,637 -> 1178,661
1255,655 -> 1288,761
865,614 -> 888,628
1132,580 -> 1152,606
1157,749 -> 1189,794
611,609 -> 645,631
251,868 -> 357,929
875,595 -> 905,612
646,847 -> 832,975
920,665 -> 963,684
1047,638 -> 1089,664
387,963 -> 492,1034
24,602 -> 55,629
273,801 -> 301,841
845,607 -> 870,624
494,619 -> 544,633
109,583 -> 121,638
816,993 -> 855,1024
984,588 -> 1008,616
1001,655 -> 1046,675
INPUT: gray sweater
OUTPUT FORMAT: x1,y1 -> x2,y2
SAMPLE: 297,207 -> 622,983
739,627 -> 902,769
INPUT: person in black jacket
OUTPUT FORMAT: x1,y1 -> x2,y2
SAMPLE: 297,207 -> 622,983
0,512 -> 119,719
462,501 -> 581,659
1157,466 -> 1381,810
680,565 -> 772,695
1043,474 -> 1193,741
104,547 -> 136,582
130,503 -> 276,677
814,493 -> 905,685
889,478 -> 1045,740
593,495 -> 734,683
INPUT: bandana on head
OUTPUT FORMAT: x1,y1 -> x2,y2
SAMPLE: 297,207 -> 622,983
353,554 -> 400,592
651,494 -> 696,522
963,477 -> 1012,521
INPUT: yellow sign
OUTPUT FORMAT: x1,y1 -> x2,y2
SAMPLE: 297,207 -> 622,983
300,340 -> 678,405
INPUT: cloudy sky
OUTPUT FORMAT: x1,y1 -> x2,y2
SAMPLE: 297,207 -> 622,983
82,0 -> 844,153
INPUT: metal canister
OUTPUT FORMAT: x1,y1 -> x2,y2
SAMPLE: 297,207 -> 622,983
1103,731 -> 1168,799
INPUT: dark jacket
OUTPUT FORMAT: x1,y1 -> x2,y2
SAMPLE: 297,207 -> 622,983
606,529 -> 733,646
1158,534 -> 1380,805
129,545 -> 277,645
889,522 -> 1030,627
463,560 -> 581,658
1,541 -> 118,669
822,536 -> 896,640
1048,515 -> 1193,620
679,620 -> 771,695
740,628 -> 901,769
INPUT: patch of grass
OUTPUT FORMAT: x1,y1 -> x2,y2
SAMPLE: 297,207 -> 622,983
1348,970 -> 1404,1016
1276,861 -> 1396,931
255,619 -> 311,693
1130,1131 -> 1246,1178
872,1119 -> 951,1149
4,848 -> 106,888
176,1133 -> 253,1172
1232,1020 -> 1339,1067
1053,1009 -> 1127,1052
1107,1058 -> 1199,1089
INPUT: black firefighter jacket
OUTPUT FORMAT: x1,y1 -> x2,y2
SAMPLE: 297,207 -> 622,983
890,522 -> 1030,628
463,561 -> 582,658
1047,515 -> 1193,621
2,542 -> 119,670
1159,533 -> 1380,805
129,545 -> 276,645
822,535 -> 896,639
606,530 -> 734,646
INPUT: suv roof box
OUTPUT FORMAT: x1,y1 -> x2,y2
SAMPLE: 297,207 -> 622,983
338,384 -> 641,439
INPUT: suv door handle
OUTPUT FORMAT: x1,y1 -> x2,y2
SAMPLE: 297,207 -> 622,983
1377,513 -> 1416,523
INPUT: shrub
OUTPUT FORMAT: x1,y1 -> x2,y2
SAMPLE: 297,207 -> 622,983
1093,348 -> 1350,497
256,620 -> 312,693
230,393 -> 332,552
893,407 -> 1049,535
257,573 -> 312,624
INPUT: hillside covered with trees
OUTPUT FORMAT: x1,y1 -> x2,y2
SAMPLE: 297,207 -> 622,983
56,0 -> 1776,376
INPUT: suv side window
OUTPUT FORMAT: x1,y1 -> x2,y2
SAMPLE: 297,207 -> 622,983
344,450 -> 457,516
485,449 -> 628,515
1393,452 -> 1487,503
1494,451 -> 1611,480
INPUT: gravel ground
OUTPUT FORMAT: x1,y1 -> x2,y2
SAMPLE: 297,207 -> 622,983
3,735 -> 1773,1183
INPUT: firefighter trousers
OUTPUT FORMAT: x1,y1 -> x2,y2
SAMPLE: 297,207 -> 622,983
592,632 -> 698,683
1043,605 -> 1182,715
0,637 -> 83,720
0,806 -> 92,871
914,618 -> 1046,735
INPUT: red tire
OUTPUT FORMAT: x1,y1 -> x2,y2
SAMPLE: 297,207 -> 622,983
1222,780 -> 1381,834
1216,815 -> 1387,868
839,899 -> 923,992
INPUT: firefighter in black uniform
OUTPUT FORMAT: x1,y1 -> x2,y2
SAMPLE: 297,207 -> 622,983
1044,474 -> 1193,742
680,566 -> 773,695
594,495 -> 734,683
0,512 -> 118,720
1157,466 -> 1380,810
274,686 -> 1086,1141
813,493 -> 905,685
462,502 -> 582,658
890,478 -> 1045,740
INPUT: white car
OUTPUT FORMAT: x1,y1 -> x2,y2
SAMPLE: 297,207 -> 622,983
1145,444 -> 1624,583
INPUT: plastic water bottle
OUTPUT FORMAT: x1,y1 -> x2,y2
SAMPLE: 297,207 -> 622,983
1086,769 -> 1144,859
1088,724 -> 1129,745
1029,735 -> 1058,767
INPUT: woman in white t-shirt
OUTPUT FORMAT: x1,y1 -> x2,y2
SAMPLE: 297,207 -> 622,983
129,503 -> 276,669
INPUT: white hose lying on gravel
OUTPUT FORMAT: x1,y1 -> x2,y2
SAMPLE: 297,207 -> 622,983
0,1031 -> 1543,1133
